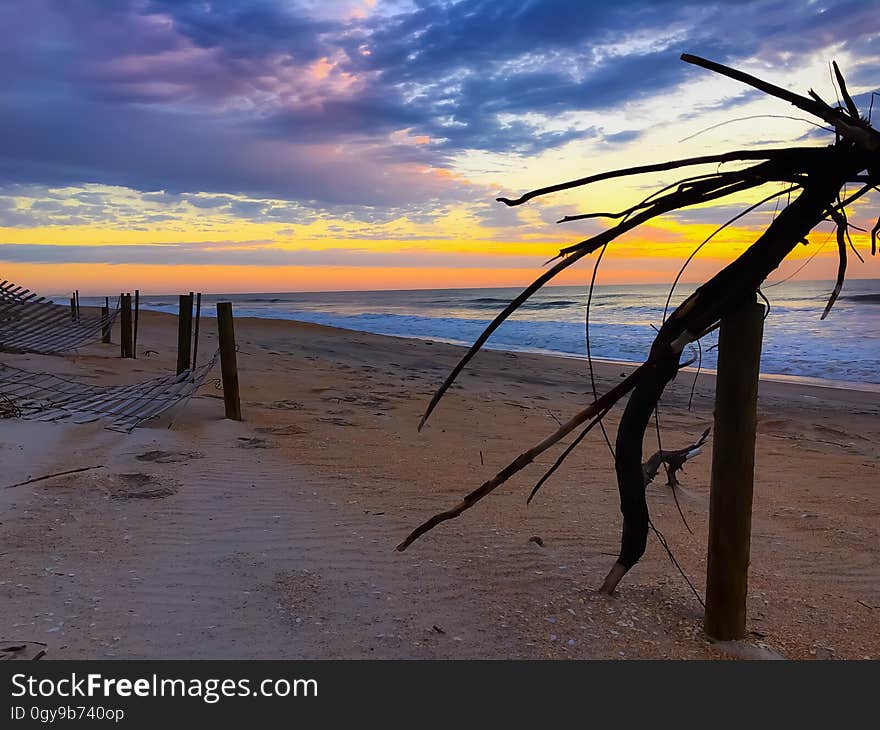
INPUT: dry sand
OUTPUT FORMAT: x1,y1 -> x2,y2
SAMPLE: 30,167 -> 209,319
1,309 -> 878,659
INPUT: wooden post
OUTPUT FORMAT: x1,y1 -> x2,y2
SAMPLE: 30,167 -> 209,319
120,293 -> 133,358
704,295 -> 765,641
216,301 -> 242,420
192,292 -> 202,370
75,289 -> 81,320
176,293 -> 193,375
133,289 -> 140,358
69,296 -> 76,321
102,296 -> 111,343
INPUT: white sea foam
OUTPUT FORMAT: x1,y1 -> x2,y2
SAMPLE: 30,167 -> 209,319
76,279 -> 880,385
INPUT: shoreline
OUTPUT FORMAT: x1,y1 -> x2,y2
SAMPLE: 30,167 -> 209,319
86,303 -> 880,395
231,314 -> 880,395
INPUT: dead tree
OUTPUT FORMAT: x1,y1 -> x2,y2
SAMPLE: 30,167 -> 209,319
398,55 -> 878,594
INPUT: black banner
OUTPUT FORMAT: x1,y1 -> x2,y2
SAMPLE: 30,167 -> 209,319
0,660 -> 876,727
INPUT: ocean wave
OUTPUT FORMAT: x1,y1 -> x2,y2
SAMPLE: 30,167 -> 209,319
465,297 -> 581,309
843,293 -> 880,303
128,280 -> 879,385
533,299 -> 580,308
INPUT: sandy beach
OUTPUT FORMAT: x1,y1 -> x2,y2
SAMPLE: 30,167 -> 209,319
1,308 -> 878,660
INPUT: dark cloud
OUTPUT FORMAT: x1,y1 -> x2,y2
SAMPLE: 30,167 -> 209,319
144,0 -> 335,60
0,0 -> 876,209
0,92 -> 477,207
603,130 -> 642,145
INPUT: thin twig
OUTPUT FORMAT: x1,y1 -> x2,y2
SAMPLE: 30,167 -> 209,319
678,114 -> 833,143
5,465 -> 104,489
662,184 -> 801,324
649,519 -> 705,608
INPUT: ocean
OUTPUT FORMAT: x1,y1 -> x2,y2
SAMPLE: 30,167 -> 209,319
77,279 -> 880,386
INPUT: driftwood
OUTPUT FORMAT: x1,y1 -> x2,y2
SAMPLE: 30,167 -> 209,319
642,428 -> 710,487
5,465 -> 104,489
0,641 -> 47,661
399,54 -> 878,593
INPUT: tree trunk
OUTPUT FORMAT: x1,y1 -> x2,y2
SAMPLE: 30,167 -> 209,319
599,147 -> 857,593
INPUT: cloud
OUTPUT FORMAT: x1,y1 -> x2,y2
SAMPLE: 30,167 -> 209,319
0,0 -> 877,213
0,241 -> 543,268
603,130 -> 642,145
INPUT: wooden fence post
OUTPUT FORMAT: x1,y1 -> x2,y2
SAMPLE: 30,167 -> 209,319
133,289 -> 140,358
101,299 -> 110,343
75,289 -> 81,320
704,294 -> 765,641
69,296 -> 76,321
102,296 -> 112,343
216,301 -> 242,421
176,293 -> 193,375
120,293 -> 133,358
192,292 -> 202,370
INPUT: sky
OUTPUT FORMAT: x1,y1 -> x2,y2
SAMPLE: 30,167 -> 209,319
1,0 -> 879,295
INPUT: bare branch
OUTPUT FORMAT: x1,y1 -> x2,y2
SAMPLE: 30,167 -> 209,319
496,148 -> 811,207
872,213 -> 880,256
558,171 -> 740,224
822,207 -> 848,320
399,365 -> 648,550
682,54 -> 880,152
832,60 -> 861,119
526,406 -> 611,505
420,169 -> 773,430
681,53 -> 832,118
643,428 -> 711,486
662,184 -> 802,324
403,55 -> 876,592
558,173 -> 763,257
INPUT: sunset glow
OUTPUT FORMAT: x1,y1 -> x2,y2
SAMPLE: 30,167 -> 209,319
1,1 -> 879,295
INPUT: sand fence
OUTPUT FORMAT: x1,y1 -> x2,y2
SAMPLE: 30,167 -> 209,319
0,279 -> 118,355
0,278 -> 226,431
0,353 -> 219,432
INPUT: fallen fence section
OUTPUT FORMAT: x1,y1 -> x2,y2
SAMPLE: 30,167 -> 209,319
0,279 -> 118,355
0,352 -> 219,432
